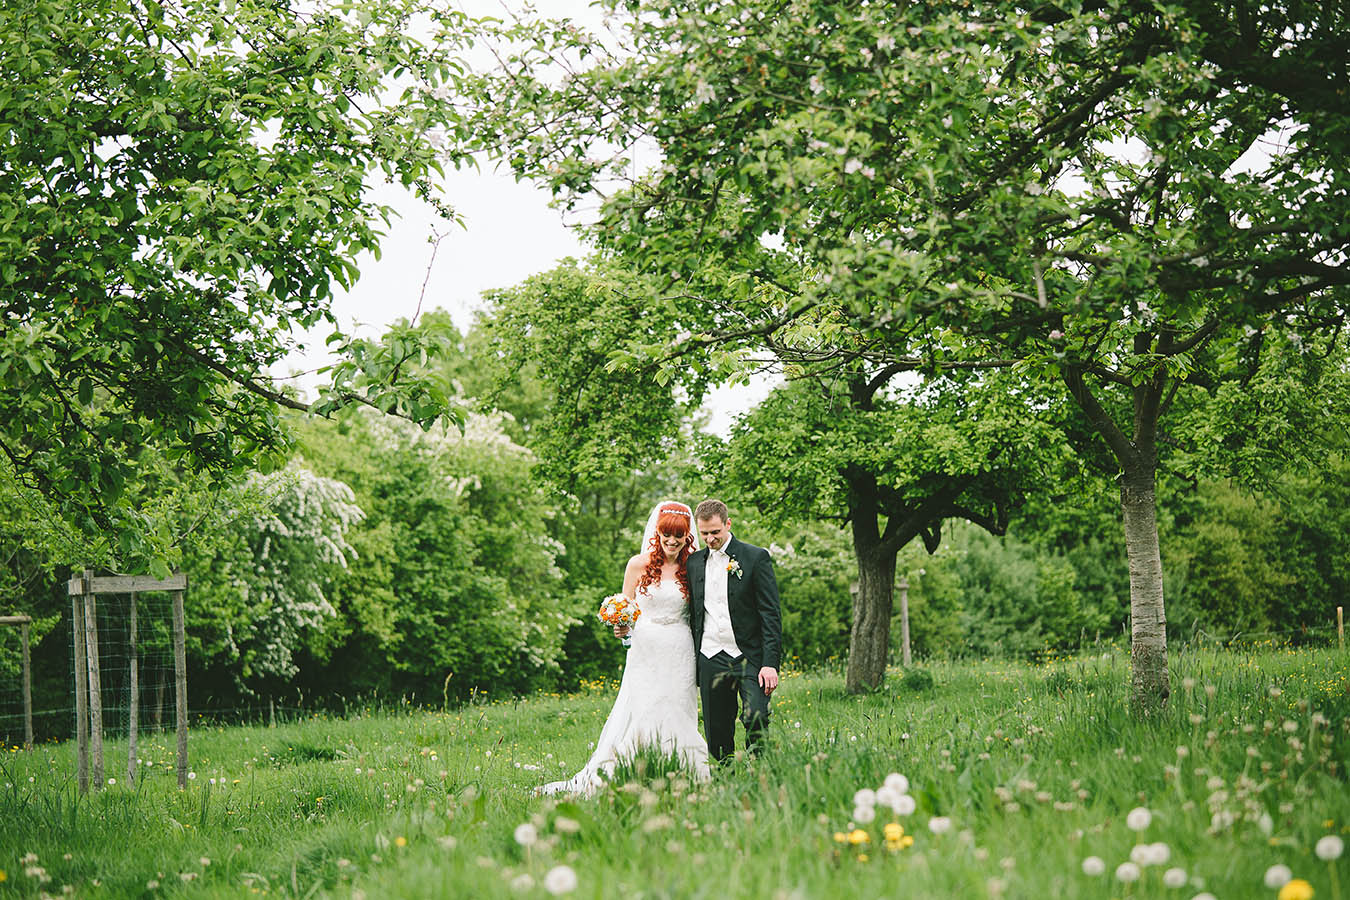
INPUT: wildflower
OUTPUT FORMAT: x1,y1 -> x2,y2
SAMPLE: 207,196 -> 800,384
543,865 -> 578,895
928,817 -> 952,834
1126,807 -> 1152,831
394,836 -> 407,848
1278,880 -> 1314,900
853,788 -> 877,808
1315,835 -> 1344,860
1265,864 -> 1293,888
876,34 -> 896,51
1081,856 -> 1105,876
883,823 -> 915,851
1116,861 -> 1141,883
853,804 -> 876,824
554,816 -> 581,834
511,873 -> 535,891
848,829 -> 870,845
146,880 -> 158,889
514,823 -> 539,847
1049,329 -> 1064,340
1164,867 -> 1188,887
199,857 -> 211,867
892,794 -> 916,815
643,815 -> 674,832
1147,843 -> 1171,865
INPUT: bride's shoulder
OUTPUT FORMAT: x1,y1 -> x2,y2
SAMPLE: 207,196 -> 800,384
625,554 -> 646,573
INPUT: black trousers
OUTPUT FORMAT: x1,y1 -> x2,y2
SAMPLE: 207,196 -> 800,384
698,651 -> 771,761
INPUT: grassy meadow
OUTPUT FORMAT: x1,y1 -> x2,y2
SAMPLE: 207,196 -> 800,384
2,646 -> 1348,899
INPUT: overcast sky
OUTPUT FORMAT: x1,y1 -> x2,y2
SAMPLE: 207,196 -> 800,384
277,0 -> 776,437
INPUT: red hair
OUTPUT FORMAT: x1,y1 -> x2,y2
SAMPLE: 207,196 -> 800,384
638,507 -> 693,601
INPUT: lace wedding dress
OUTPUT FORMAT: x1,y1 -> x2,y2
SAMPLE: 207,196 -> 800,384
541,577 -> 711,796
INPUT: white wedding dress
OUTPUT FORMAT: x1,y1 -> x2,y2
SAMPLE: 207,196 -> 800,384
541,578 -> 711,795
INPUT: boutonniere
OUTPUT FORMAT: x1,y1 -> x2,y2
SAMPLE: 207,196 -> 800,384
726,557 -> 743,579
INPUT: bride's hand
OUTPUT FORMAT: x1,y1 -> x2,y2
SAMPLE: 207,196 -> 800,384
614,625 -> 631,639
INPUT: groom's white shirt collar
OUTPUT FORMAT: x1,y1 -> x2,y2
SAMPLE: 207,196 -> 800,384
708,533 -> 733,557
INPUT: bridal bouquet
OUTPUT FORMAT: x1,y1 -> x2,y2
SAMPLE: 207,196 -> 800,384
597,594 -> 641,646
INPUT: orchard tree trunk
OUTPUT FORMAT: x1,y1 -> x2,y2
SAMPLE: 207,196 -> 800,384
840,457 -> 972,694
846,543 -> 897,693
1122,462 -> 1169,711
1064,358 -> 1171,714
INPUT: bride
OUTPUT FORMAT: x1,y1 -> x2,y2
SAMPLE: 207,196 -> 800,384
540,500 -> 711,795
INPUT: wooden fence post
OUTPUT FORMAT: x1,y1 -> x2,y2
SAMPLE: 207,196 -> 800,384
897,576 -> 912,668
20,619 -> 32,750
127,592 -> 138,785
71,575 -> 89,796
83,577 -> 104,791
172,587 -> 188,789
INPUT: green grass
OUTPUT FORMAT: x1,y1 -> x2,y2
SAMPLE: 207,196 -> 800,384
2,646 -> 1348,898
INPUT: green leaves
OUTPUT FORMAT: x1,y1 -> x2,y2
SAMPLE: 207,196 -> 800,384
0,0 -> 474,564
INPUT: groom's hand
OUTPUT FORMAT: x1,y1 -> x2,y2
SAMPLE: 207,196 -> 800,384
758,667 -> 779,697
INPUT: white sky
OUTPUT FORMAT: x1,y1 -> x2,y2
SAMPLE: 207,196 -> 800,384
278,0 -> 775,436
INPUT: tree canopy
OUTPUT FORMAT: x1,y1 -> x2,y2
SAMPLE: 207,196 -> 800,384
0,0 -> 471,570
460,0 -> 1350,707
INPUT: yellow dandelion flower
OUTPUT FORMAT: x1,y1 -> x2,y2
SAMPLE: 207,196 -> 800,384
883,823 -> 904,841
394,836 -> 408,848
848,829 -> 870,845
833,832 -> 847,844
1278,880 -> 1314,900
857,853 -> 869,862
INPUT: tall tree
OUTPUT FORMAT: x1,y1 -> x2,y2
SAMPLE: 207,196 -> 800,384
718,370 -> 1071,691
460,0 -> 1350,710
0,0 -> 470,568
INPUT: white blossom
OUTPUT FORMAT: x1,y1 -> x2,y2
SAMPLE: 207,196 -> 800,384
1316,835 -> 1344,860
1263,864 -> 1292,888
544,865 -> 578,895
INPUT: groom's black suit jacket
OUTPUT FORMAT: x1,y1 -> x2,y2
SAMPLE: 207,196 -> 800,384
688,536 -> 783,680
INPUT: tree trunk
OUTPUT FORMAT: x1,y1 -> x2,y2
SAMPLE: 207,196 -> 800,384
846,544 -> 896,693
1063,360 -> 1171,715
1121,462 -> 1169,712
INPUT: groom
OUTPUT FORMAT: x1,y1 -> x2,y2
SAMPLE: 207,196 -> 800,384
688,499 -> 783,761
